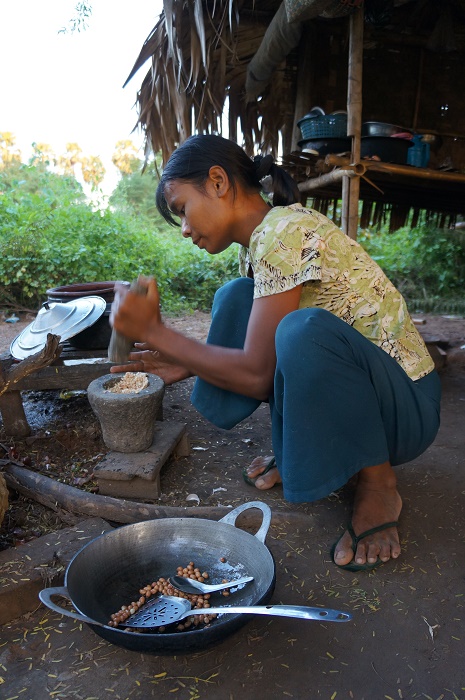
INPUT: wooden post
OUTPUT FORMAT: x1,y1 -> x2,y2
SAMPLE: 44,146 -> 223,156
412,48 -> 425,131
0,391 -> 31,437
291,25 -> 317,152
342,7 -> 364,239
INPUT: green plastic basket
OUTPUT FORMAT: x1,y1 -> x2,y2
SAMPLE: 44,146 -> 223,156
297,113 -> 347,140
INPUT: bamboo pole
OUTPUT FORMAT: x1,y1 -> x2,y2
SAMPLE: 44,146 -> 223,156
298,164 -> 366,194
326,154 -> 465,184
341,176 -> 350,234
344,6 -> 364,240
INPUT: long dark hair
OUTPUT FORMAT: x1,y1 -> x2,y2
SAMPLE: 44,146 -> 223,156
156,134 -> 301,225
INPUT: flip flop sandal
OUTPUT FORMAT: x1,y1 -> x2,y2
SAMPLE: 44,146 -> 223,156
242,457 -> 276,487
330,520 -> 399,572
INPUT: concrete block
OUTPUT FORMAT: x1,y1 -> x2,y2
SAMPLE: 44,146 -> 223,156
0,517 -> 113,625
94,421 -> 189,499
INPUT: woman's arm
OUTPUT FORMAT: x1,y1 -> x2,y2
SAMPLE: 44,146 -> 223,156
111,277 -> 302,400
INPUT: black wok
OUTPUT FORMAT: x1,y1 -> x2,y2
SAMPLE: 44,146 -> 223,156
39,501 -> 275,653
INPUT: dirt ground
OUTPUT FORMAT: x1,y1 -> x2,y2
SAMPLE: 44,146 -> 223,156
1,309 -> 463,548
1,309 -> 465,699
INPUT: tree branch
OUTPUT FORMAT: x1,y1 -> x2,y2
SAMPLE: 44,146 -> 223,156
0,334 -> 62,397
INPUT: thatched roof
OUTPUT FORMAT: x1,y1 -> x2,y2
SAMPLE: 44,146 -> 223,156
125,0 -> 465,166
125,0 -> 289,163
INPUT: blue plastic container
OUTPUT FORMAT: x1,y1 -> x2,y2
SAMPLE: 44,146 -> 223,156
407,135 -> 430,168
297,113 -> 348,140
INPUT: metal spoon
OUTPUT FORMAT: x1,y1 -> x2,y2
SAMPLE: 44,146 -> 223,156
168,575 -> 254,595
123,595 -> 352,629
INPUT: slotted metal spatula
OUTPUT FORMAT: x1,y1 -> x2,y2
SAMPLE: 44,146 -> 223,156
123,595 -> 352,629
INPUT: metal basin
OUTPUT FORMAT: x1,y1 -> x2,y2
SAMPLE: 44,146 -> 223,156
39,502 -> 275,653
362,122 -> 411,138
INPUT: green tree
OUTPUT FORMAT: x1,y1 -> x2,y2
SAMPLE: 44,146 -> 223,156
0,132 -> 22,169
0,159 -> 85,204
109,161 -> 165,225
112,140 -> 141,176
57,142 -> 83,177
0,153 -> 238,313
29,142 -> 56,168
81,154 -> 105,190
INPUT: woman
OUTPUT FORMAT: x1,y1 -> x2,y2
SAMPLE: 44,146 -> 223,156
110,134 -> 441,572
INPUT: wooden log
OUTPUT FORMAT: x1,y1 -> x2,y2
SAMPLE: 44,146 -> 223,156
3,462 -> 306,528
3,462 -> 230,523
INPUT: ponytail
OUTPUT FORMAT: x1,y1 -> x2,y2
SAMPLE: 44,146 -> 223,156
253,154 -> 301,206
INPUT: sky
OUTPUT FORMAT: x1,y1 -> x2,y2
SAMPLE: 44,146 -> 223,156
1,0 -> 164,195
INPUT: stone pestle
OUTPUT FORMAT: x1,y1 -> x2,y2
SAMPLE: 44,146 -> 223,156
108,279 -> 147,364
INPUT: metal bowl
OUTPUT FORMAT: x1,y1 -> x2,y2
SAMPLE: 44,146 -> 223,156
298,137 -> 351,156
362,122 -> 411,138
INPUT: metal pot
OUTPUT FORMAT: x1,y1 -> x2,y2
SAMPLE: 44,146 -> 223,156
361,136 -> 412,164
66,304 -> 112,350
46,281 -> 129,304
39,501 -> 275,653
298,137 -> 351,156
46,282 -> 130,350
362,122 -> 411,138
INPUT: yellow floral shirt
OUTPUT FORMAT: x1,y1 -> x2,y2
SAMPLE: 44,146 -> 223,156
238,204 -> 434,381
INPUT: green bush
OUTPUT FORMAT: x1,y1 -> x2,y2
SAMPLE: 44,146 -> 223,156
358,224 -> 465,312
2,162 -> 464,317
0,167 -> 238,313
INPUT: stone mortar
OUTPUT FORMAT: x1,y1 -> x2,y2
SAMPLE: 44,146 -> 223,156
87,373 -> 165,453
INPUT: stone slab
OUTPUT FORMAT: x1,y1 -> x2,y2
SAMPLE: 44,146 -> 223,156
94,421 -> 190,499
0,517 -> 113,625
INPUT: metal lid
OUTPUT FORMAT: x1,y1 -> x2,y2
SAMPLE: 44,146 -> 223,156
10,296 -> 107,360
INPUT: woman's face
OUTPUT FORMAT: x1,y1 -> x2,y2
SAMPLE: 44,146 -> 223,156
163,176 -> 234,255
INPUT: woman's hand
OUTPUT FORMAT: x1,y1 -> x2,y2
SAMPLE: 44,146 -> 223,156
110,276 -> 162,343
110,343 -> 192,385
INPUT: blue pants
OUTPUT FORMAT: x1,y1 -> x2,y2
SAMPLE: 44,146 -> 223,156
191,278 -> 441,503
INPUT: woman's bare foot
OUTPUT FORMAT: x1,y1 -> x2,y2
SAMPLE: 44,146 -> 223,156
333,461 -> 402,568
244,456 -> 282,490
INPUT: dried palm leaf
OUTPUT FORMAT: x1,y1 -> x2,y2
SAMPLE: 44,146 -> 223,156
127,0 -> 290,163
